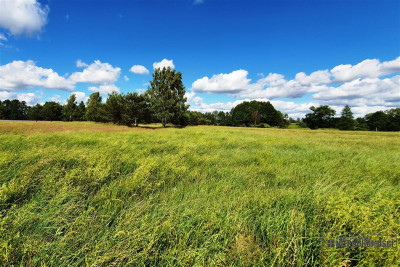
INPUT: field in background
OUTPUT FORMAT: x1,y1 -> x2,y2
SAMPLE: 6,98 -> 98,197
1,121 -> 399,265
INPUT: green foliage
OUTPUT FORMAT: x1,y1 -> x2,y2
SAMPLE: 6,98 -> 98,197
63,94 -> 77,121
337,105 -> 355,130
1,122 -> 399,265
354,117 -> 368,131
304,105 -> 336,129
104,92 -> 125,124
86,92 -> 106,122
147,67 -> 189,127
231,100 -> 287,127
0,99 -> 29,120
122,92 -> 149,127
76,101 -> 86,121
28,104 -> 44,121
42,101 -> 63,121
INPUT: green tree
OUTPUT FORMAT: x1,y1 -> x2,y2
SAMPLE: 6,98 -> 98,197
122,92 -> 148,126
29,104 -> 44,121
354,117 -> 368,131
365,111 -> 389,131
337,105 -> 355,130
147,67 -> 188,127
42,102 -> 63,121
86,92 -> 105,122
231,100 -> 286,127
385,108 -> 400,131
303,105 -> 336,129
75,101 -> 86,121
64,94 -> 77,121
104,92 -> 124,124
0,99 -> 28,120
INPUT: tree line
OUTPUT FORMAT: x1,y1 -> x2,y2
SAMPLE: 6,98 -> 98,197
301,105 -> 400,131
0,67 -> 399,131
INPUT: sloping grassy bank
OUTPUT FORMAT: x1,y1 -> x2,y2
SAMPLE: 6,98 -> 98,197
1,122 -> 399,266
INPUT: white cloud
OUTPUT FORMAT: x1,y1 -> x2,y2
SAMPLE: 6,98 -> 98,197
69,60 -> 121,85
71,91 -> 86,103
331,57 -> 400,83
192,70 -> 328,98
76,59 -> 88,68
188,97 -> 243,113
130,65 -> 149,75
0,91 -> 41,105
50,94 -> 63,104
191,57 -> 400,103
189,56 -> 400,118
0,0 -> 49,36
313,75 -> 400,106
185,91 -> 196,102
192,70 -> 251,93
124,75 -> 129,81
153,59 -> 175,70
88,84 -> 120,95
0,60 -> 75,91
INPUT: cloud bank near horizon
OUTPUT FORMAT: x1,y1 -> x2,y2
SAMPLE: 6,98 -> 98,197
0,56 -> 399,118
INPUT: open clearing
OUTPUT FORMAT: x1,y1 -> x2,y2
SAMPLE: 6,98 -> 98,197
1,121 -> 399,265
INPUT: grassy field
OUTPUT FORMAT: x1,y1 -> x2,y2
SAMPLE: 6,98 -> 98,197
1,121 -> 399,266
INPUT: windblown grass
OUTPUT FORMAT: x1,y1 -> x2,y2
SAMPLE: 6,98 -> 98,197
1,121 -> 399,266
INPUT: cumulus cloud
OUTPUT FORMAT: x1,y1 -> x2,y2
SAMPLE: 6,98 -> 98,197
0,60 -> 75,91
0,90 -> 41,105
191,56 -> 400,104
130,65 -> 149,75
313,75 -> 400,106
153,59 -> 175,70
88,84 -> 120,95
0,59 -> 122,98
69,60 -> 121,85
192,70 -> 251,93
189,56 -> 400,117
0,0 -> 49,36
192,70 -> 329,98
331,57 -> 400,83
124,75 -> 129,81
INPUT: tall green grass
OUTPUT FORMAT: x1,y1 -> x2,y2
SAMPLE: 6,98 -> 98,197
1,122 -> 399,266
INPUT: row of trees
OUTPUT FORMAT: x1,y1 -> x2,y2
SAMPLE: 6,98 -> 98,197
1,97 -> 399,131
303,105 -> 400,131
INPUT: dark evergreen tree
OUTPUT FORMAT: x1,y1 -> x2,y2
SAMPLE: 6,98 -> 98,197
147,67 -> 188,127
75,101 -> 86,121
86,92 -> 105,122
104,92 -> 124,124
337,105 -> 355,130
122,92 -> 148,127
64,94 -> 77,121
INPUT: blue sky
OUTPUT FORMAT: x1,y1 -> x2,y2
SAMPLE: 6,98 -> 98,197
0,0 -> 399,118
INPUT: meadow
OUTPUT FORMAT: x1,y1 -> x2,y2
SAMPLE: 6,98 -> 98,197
0,121 -> 399,266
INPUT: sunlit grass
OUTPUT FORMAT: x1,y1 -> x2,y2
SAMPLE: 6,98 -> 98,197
1,121 -> 399,265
